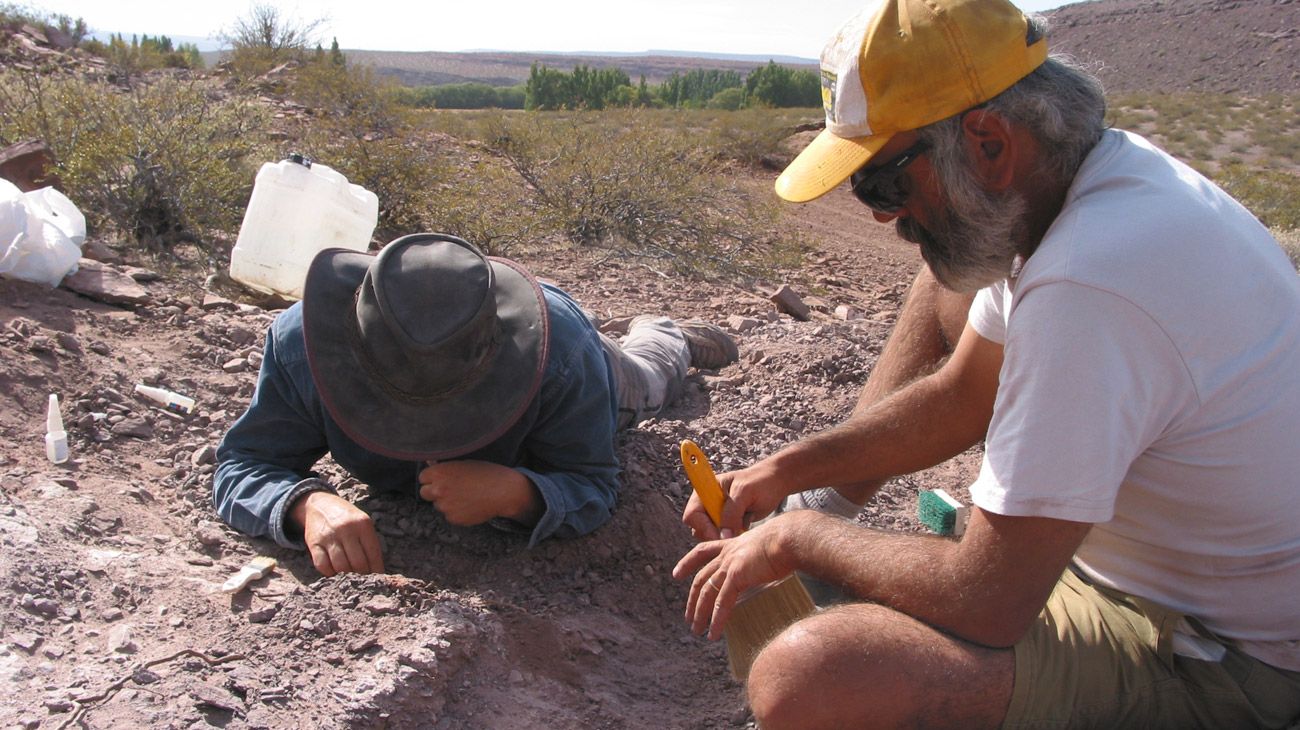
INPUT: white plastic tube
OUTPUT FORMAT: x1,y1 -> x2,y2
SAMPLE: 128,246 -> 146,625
133,384 -> 196,415
45,393 -> 68,464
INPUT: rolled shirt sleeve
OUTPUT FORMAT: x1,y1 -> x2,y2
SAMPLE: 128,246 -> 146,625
214,308 -> 333,549
214,289 -> 623,550
508,288 -> 621,546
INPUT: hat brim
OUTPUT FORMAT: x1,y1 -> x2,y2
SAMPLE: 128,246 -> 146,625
300,247 -> 549,461
775,129 -> 892,203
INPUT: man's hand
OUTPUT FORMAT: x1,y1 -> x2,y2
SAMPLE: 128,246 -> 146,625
672,512 -> 804,640
419,460 -> 543,527
682,459 -> 793,541
290,491 -> 385,577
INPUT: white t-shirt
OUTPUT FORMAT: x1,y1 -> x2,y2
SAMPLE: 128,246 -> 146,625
969,130 -> 1300,670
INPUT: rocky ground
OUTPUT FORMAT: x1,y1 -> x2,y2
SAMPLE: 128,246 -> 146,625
0,174 -> 982,729
1048,0 -> 1299,95
14,0 -> 1294,724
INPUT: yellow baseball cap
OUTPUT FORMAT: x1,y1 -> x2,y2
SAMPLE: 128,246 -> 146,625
775,0 -> 1048,203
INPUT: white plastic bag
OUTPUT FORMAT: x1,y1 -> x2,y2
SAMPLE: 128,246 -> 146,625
0,178 -> 86,286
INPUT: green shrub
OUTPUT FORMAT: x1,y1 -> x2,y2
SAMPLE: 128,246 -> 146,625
223,46 -> 287,81
660,69 -> 743,108
392,83 -> 526,110
84,33 -> 202,77
0,70 -> 271,250
706,87 -> 746,111
291,57 -> 404,133
745,61 -> 821,108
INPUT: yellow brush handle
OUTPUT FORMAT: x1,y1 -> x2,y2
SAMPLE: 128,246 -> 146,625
680,440 -> 724,527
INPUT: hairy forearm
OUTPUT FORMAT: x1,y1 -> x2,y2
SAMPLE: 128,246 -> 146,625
769,368 -> 990,493
780,511 -> 1039,647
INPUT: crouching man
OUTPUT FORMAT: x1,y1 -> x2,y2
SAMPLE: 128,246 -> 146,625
675,1 -> 1300,727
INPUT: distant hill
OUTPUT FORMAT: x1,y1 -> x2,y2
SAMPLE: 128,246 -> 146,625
329,0 -> 1296,95
1045,0 -> 1298,95
341,49 -> 817,88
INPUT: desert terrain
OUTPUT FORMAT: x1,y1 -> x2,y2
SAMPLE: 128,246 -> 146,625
1,174 -> 968,728
1,1 -> 1297,728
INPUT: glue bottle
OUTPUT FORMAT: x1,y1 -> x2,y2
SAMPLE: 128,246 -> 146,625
45,394 -> 68,464
133,384 -> 196,415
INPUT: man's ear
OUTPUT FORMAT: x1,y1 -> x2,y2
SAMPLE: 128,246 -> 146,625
961,110 -> 1017,191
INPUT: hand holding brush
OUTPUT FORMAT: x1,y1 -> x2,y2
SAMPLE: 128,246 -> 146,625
674,440 -> 815,679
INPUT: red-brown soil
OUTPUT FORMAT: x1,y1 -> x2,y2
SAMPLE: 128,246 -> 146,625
0,176 -> 983,728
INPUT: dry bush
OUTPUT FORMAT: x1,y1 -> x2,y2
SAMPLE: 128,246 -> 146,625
0,41 -> 808,282
1110,93 -> 1299,170
421,159 -> 543,257
701,108 -> 817,166
480,110 -> 806,279
220,3 -> 323,80
289,60 -> 463,243
1215,164 -> 1300,232
0,70 -> 271,252
1108,92 -> 1300,234
1276,229 -> 1300,272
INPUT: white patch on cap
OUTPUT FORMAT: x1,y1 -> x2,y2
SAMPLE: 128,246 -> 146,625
820,0 -> 885,139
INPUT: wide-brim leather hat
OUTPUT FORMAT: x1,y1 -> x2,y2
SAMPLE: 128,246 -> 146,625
301,233 -> 549,461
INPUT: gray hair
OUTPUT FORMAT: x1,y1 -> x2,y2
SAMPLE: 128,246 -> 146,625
916,15 -> 1107,204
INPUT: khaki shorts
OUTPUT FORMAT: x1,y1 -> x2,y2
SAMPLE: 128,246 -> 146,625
1004,567 -> 1300,729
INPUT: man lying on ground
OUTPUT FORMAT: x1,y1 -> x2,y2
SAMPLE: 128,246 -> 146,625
214,232 -> 737,576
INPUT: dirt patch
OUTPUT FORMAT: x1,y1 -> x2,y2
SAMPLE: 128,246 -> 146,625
0,175 -> 984,728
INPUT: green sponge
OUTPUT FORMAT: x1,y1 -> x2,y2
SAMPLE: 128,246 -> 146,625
918,489 -> 968,537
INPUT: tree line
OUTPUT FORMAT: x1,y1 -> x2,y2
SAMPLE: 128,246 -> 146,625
81,33 -> 204,70
395,62 -> 821,111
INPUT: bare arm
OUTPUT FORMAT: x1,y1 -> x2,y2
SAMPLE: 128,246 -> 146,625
687,324 -> 1001,537
768,322 -> 999,488
796,509 -> 1088,645
676,507 -> 1090,647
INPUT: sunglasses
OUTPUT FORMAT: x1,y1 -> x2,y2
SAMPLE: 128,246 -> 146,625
849,140 -> 929,213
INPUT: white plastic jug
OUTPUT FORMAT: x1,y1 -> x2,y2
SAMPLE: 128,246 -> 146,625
229,154 -> 378,300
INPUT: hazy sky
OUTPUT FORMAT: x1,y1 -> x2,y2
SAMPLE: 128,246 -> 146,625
39,0 -> 1071,58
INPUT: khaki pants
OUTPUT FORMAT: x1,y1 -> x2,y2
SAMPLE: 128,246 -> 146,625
1004,567 -> 1300,729
598,316 -> 690,431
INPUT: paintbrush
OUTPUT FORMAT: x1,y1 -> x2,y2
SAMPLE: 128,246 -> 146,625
680,440 -> 816,680
222,556 -> 277,594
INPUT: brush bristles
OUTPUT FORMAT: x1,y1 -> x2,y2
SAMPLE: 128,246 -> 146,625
724,574 -> 816,680
247,556 -> 277,576
917,489 -> 966,536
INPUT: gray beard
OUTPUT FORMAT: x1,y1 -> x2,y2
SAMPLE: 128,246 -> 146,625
897,187 -> 1029,294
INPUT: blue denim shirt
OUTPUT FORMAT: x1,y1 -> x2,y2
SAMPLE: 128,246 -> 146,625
213,283 -> 620,549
